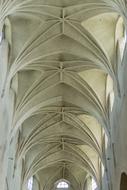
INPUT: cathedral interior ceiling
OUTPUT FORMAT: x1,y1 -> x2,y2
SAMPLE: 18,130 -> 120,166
0,0 -> 127,189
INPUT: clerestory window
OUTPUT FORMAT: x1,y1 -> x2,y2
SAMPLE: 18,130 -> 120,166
0,32 -> 2,43
92,178 -> 97,190
27,177 -> 33,190
57,181 -> 69,188
55,179 -> 70,189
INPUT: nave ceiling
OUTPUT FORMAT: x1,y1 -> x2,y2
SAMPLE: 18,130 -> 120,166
0,0 -> 127,190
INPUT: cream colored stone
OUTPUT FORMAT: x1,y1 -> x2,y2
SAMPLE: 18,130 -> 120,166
0,1 -> 127,190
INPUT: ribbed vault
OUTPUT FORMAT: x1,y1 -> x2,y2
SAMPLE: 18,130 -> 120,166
0,0 -> 127,190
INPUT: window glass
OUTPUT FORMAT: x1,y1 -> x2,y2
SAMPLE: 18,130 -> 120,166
27,177 -> 33,190
92,178 -> 97,190
110,91 -> 114,112
115,16 -> 126,62
0,33 -> 2,43
57,181 -> 69,188
119,31 -> 126,61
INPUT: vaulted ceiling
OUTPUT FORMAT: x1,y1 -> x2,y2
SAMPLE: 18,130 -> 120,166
0,0 -> 126,190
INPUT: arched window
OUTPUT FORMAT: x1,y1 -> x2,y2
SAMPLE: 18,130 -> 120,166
120,172 -> 127,190
27,177 -> 33,190
0,32 -> 2,43
92,178 -> 97,190
115,17 -> 126,62
0,28 -> 4,43
106,75 -> 114,112
55,179 -> 70,189
57,181 -> 69,188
